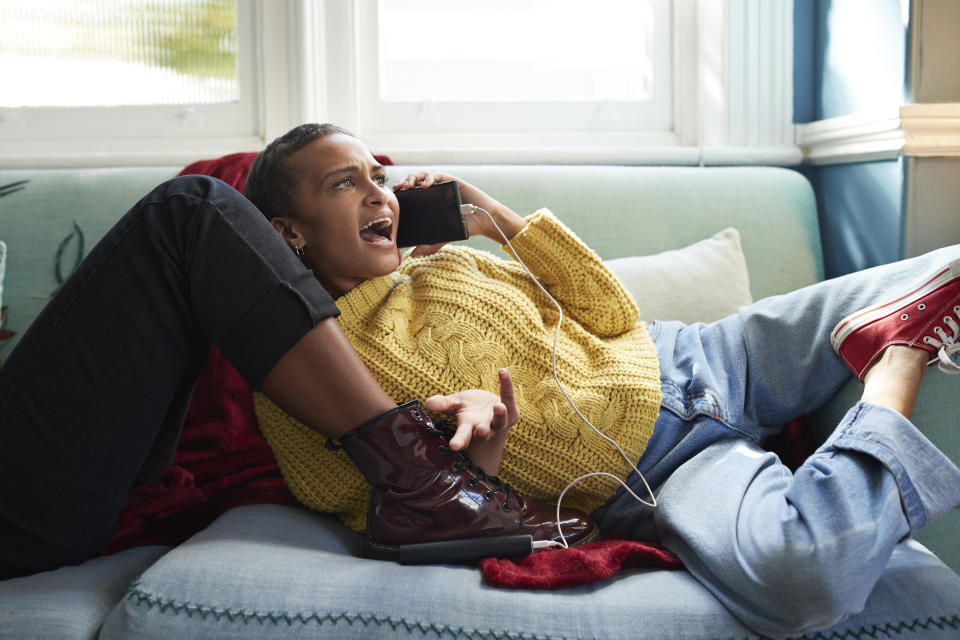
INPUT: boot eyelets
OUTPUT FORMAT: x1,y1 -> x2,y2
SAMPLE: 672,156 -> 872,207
451,462 -> 462,471
900,313 -> 909,321
411,409 -> 423,421
484,491 -> 494,501
468,477 -> 479,486
918,303 -> 926,310
501,504 -> 511,512
438,444 -> 449,454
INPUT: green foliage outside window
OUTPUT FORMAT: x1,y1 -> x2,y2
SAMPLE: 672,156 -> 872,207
0,0 -> 237,80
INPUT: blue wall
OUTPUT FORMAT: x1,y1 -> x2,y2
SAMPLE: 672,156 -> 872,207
800,161 -> 903,277
794,0 -> 908,278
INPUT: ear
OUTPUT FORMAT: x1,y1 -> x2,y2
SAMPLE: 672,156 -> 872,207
270,216 -> 304,246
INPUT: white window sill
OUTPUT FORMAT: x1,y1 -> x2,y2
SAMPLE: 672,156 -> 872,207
0,138 -> 804,169
0,136 -> 265,169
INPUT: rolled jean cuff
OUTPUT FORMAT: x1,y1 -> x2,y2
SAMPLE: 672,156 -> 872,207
822,401 -> 960,533
219,269 -> 340,389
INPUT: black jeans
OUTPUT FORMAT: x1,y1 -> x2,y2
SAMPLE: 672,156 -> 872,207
0,176 -> 339,579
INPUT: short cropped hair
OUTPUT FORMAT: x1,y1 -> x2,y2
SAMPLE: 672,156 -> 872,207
244,123 -> 354,221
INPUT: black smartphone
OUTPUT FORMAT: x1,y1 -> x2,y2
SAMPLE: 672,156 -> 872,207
395,180 -> 469,248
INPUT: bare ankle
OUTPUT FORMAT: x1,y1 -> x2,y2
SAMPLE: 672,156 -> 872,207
861,346 -> 927,419
864,345 -> 928,380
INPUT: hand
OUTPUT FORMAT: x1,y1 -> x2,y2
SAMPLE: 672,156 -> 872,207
423,369 -> 519,474
393,172 -> 527,256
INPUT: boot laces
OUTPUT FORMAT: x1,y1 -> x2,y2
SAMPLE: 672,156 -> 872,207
921,306 -> 960,374
428,421 -> 520,512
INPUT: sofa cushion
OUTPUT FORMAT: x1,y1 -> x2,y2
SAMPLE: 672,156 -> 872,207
0,545 -> 169,640
606,227 -> 752,323
101,504 -> 960,640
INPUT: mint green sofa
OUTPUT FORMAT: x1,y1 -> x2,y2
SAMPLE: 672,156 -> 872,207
0,165 -> 957,640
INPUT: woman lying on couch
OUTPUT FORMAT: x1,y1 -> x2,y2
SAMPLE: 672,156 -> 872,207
1,123 -> 958,638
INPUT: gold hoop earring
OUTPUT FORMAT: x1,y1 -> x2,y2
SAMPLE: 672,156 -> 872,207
294,244 -> 305,259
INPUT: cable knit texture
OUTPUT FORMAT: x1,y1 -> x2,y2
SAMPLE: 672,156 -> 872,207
255,209 -> 662,531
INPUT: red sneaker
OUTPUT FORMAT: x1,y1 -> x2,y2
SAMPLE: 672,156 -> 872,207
831,259 -> 960,380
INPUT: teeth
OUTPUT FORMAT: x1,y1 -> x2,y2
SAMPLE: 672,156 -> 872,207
361,217 -> 391,231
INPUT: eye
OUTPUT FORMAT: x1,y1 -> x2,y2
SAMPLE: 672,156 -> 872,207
333,177 -> 354,189
374,174 -> 388,186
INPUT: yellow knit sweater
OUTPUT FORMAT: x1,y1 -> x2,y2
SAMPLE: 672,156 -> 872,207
254,209 -> 662,532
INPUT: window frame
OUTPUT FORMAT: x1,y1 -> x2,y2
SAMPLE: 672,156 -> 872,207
0,0 -> 800,168
0,0 -> 265,168
321,0 -> 798,165
354,0 -> 674,138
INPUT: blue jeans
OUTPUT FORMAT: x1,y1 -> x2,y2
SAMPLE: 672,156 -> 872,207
593,244 -> 960,638
0,176 -> 339,579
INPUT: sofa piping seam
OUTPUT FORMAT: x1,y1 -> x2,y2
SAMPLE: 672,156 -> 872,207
795,614 -> 960,639
125,583 -> 577,640
124,583 -> 959,640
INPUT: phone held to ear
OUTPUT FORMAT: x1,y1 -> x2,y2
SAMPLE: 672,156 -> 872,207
395,180 -> 469,248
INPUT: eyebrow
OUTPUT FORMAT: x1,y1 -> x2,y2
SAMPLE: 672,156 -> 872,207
319,164 -> 385,185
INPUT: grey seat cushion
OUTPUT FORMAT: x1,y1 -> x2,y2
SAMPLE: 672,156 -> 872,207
0,544 -> 170,640
100,504 -> 960,640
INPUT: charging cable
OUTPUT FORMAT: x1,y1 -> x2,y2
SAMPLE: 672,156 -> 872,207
460,203 -> 658,549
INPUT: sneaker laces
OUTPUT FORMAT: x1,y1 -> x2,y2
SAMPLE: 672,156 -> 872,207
922,306 -> 960,374
428,420 -> 520,511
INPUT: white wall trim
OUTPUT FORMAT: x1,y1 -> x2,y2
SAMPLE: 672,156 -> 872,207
796,102 -> 960,165
901,102 -> 960,157
722,0 -> 795,149
796,111 -> 904,165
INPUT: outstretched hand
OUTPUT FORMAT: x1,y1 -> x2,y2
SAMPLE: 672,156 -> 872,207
423,368 -> 519,474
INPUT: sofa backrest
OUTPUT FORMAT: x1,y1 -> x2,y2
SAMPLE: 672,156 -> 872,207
0,165 -> 821,360
386,165 -> 823,300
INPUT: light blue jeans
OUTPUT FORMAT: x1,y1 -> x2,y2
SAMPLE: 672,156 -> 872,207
592,244 -> 960,638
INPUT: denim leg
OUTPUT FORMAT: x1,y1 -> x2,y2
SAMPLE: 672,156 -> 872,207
0,175 -> 338,578
653,402 -> 959,638
719,243 -> 960,433
594,244 -> 960,636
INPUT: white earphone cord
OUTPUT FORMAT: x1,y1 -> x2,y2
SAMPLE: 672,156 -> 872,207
463,204 -> 658,550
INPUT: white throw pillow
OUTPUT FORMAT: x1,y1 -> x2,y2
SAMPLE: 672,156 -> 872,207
605,228 -> 753,324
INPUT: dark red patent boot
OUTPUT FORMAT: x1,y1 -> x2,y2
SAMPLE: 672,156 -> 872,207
336,401 -> 598,564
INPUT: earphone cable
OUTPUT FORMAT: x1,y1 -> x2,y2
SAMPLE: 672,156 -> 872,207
462,204 -> 658,549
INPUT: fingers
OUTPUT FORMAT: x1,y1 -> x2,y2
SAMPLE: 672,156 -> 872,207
409,242 -> 446,257
498,368 -> 520,425
393,171 -> 450,191
489,402 -> 508,433
423,394 -> 461,414
424,394 -> 473,450
421,381 -> 515,452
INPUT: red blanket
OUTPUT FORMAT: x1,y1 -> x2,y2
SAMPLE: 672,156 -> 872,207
102,151 -> 813,588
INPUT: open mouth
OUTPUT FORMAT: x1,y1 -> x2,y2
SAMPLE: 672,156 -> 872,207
359,217 -> 394,246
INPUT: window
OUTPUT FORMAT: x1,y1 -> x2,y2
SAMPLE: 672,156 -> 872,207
0,0 -> 261,166
1,0 -> 798,167
2,0 -> 239,108
345,0 -> 675,160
